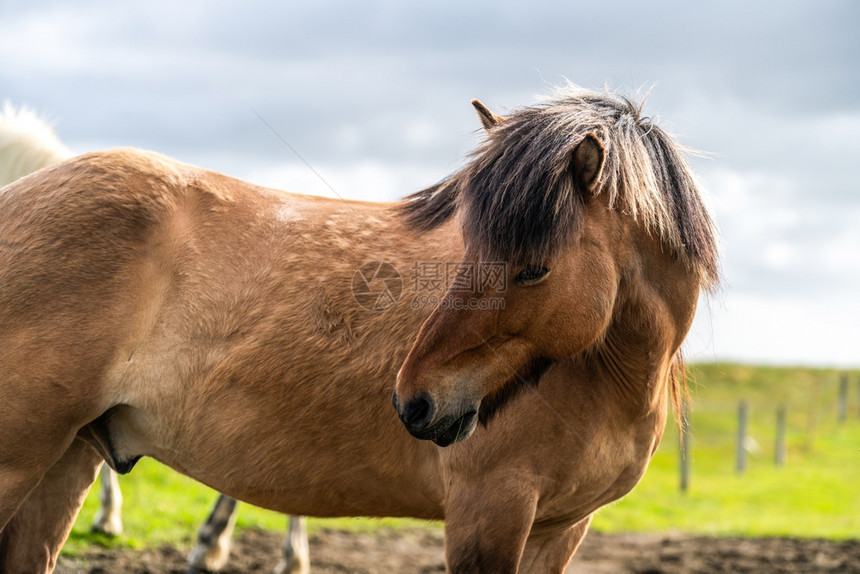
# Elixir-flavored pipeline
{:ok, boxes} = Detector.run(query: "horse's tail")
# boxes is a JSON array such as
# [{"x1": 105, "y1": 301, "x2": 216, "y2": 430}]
[{"x1": 0, "y1": 101, "x2": 71, "y2": 187}]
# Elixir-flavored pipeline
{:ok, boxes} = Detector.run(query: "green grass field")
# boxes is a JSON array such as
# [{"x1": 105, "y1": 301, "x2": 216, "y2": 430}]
[
  {"x1": 63, "y1": 363, "x2": 860, "y2": 556},
  {"x1": 594, "y1": 363, "x2": 860, "y2": 539}
]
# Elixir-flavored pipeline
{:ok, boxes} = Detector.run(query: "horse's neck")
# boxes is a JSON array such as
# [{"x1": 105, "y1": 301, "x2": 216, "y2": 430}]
[
  {"x1": 588, "y1": 279, "x2": 693, "y2": 422},
  {"x1": 580, "y1": 213, "x2": 701, "y2": 418},
  {"x1": 590, "y1": 326, "x2": 673, "y2": 420}
]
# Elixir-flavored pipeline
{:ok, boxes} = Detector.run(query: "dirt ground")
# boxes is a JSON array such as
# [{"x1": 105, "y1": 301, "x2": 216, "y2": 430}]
[{"x1": 56, "y1": 528, "x2": 860, "y2": 573}]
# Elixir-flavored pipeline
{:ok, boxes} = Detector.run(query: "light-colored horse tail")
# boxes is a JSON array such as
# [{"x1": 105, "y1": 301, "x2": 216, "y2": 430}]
[{"x1": 0, "y1": 102, "x2": 71, "y2": 186}]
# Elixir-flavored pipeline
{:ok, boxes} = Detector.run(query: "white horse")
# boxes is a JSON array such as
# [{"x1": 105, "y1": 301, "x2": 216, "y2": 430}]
[{"x1": 0, "y1": 102, "x2": 309, "y2": 574}]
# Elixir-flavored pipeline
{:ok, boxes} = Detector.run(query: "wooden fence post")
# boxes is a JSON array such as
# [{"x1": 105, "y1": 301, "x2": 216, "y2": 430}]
[
  {"x1": 838, "y1": 374, "x2": 848, "y2": 423},
  {"x1": 680, "y1": 398, "x2": 690, "y2": 493},
  {"x1": 806, "y1": 380, "x2": 820, "y2": 453},
  {"x1": 775, "y1": 404, "x2": 786, "y2": 467},
  {"x1": 736, "y1": 401, "x2": 748, "y2": 474}
]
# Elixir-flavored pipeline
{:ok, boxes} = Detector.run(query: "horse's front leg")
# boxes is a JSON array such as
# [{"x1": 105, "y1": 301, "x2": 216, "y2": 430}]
[
  {"x1": 186, "y1": 494, "x2": 239, "y2": 573},
  {"x1": 444, "y1": 479, "x2": 538, "y2": 573},
  {"x1": 519, "y1": 514, "x2": 593, "y2": 573},
  {"x1": 91, "y1": 465, "x2": 123, "y2": 536},
  {"x1": 0, "y1": 438, "x2": 103, "y2": 573},
  {"x1": 274, "y1": 516, "x2": 309, "y2": 574}
]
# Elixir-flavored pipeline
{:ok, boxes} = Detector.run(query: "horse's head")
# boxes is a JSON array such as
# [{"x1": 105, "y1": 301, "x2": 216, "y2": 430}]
[{"x1": 394, "y1": 88, "x2": 718, "y2": 446}]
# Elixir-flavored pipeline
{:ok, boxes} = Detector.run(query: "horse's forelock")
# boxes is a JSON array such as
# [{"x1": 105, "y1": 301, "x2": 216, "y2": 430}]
[
  {"x1": 456, "y1": 109, "x2": 589, "y2": 265},
  {"x1": 400, "y1": 86, "x2": 719, "y2": 288}
]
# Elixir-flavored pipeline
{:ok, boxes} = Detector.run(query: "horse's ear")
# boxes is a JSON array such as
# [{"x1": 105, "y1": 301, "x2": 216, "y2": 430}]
[
  {"x1": 471, "y1": 99, "x2": 503, "y2": 131},
  {"x1": 571, "y1": 132, "x2": 605, "y2": 192}
]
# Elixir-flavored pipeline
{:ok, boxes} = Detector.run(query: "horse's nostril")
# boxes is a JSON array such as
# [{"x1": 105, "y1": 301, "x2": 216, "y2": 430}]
[{"x1": 399, "y1": 393, "x2": 435, "y2": 433}]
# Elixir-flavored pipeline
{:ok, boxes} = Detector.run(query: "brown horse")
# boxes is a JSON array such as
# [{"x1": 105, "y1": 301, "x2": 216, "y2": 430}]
[{"x1": 0, "y1": 87, "x2": 717, "y2": 573}]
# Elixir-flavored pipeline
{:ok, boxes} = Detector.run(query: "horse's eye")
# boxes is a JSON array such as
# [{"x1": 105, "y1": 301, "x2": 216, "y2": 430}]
[{"x1": 514, "y1": 265, "x2": 550, "y2": 286}]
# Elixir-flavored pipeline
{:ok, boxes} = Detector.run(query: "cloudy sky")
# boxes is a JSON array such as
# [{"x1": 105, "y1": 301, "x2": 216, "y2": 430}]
[{"x1": 1, "y1": 0, "x2": 857, "y2": 367}]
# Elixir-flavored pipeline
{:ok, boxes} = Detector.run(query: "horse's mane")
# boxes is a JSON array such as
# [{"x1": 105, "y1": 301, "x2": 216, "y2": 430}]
[{"x1": 400, "y1": 86, "x2": 719, "y2": 290}]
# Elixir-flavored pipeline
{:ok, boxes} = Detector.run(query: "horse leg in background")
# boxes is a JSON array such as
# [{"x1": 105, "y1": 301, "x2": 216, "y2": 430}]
[
  {"x1": 443, "y1": 479, "x2": 538, "y2": 574},
  {"x1": 0, "y1": 439, "x2": 103, "y2": 573},
  {"x1": 274, "y1": 516, "x2": 310, "y2": 574},
  {"x1": 188, "y1": 496, "x2": 311, "y2": 574},
  {"x1": 518, "y1": 514, "x2": 594, "y2": 574},
  {"x1": 91, "y1": 465, "x2": 123, "y2": 536},
  {"x1": 187, "y1": 494, "x2": 239, "y2": 573}
]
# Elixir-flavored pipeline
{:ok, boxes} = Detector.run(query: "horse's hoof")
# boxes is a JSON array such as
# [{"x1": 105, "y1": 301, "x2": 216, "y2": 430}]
[
  {"x1": 273, "y1": 558, "x2": 311, "y2": 574},
  {"x1": 90, "y1": 516, "x2": 123, "y2": 537},
  {"x1": 187, "y1": 543, "x2": 230, "y2": 574}
]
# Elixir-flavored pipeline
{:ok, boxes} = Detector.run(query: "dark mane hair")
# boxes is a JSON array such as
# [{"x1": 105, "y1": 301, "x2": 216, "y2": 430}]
[{"x1": 400, "y1": 86, "x2": 719, "y2": 289}]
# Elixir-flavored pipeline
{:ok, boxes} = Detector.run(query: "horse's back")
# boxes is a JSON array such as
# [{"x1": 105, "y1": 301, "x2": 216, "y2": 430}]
[
  {"x1": 0, "y1": 146, "x2": 278, "y2": 305},
  {"x1": 1, "y1": 147, "x2": 182, "y2": 257}
]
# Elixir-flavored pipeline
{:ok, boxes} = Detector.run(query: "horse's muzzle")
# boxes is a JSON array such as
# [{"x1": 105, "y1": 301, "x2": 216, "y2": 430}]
[
  {"x1": 393, "y1": 391, "x2": 436, "y2": 434},
  {"x1": 392, "y1": 391, "x2": 478, "y2": 446}
]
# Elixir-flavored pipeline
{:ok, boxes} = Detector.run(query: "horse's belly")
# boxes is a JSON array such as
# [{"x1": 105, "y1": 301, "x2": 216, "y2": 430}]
[{"x1": 135, "y1": 397, "x2": 446, "y2": 520}]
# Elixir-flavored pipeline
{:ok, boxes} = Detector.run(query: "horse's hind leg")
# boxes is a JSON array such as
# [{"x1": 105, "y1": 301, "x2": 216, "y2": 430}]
[
  {"x1": 274, "y1": 516, "x2": 309, "y2": 574},
  {"x1": 91, "y1": 465, "x2": 123, "y2": 536},
  {"x1": 519, "y1": 514, "x2": 593, "y2": 573},
  {"x1": 186, "y1": 494, "x2": 239, "y2": 573},
  {"x1": 0, "y1": 439, "x2": 103, "y2": 573}
]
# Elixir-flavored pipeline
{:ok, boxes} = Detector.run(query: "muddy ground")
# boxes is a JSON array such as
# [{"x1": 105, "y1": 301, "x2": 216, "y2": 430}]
[{"x1": 56, "y1": 528, "x2": 860, "y2": 573}]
